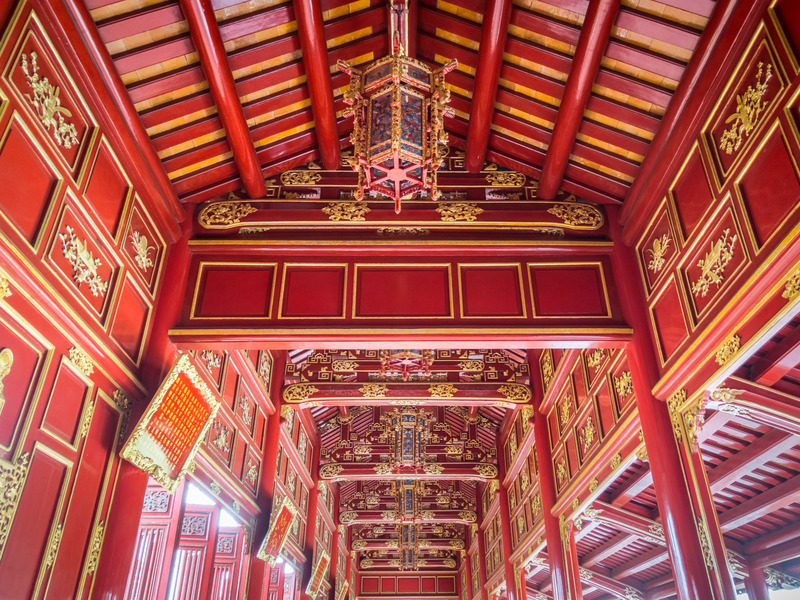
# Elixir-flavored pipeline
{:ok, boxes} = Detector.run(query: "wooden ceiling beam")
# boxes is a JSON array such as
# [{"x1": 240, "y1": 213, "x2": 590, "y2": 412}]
[
  {"x1": 537, "y1": 0, "x2": 620, "y2": 199},
  {"x1": 62, "y1": 0, "x2": 182, "y2": 221},
  {"x1": 179, "y1": 0, "x2": 267, "y2": 198},
  {"x1": 293, "y1": 0, "x2": 341, "y2": 170},
  {"x1": 580, "y1": 532, "x2": 634, "y2": 567},
  {"x1": 719, "y1": 474, "x2": 800, "y2": 532},
  {"x1": 750, "y1": 324, "x2": 800, "y2": 385},
  {"x1": 707, "y1": 430, "x2": 797, "y2": 494},
  {"x1": 463, "y1": 0, "x2": 513, "y2": 172}
]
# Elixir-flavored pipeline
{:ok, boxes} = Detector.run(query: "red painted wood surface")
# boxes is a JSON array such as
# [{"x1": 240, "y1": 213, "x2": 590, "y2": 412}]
[
  {"x1": 179, "y1": 0, "x2": 267, "y2": 199},
  {"x1": 293, "y1": 0, "x2": 341, "y2": 170},
  {"x1": 536, "y1": 0, "x2": 620, "y2": 200},
  {"x1": 464, "y1": 0, "x2": 512, "y2": 173}
]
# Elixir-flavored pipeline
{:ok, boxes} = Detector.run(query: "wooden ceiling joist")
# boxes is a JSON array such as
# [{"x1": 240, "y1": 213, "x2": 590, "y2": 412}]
[
  {"x1": 464, "y1": 0, "x2": 513, "y2": 172},
  {"x1": 179, "y1": 0, "x2": 267, "y2": 199},
  {"x1": 536, "y1": 0, "x2": 620, "y2": 200},
  {"x1": 293, "y1": 0, "x2": 341, "y2": 170}
]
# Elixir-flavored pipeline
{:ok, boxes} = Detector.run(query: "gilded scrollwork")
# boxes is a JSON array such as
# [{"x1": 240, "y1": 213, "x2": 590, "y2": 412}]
[
  {"x1": 436, "y1": 202, "x2": 483, "y2": 222},
  {"x1": 283, "y1": 384, "x2": 320, "y2": 403},
  {"x1": 667, "y1": 389, "x2": 687, "y2": 442},
  {"x1": 198, "y1": 201, "x2": 257, "y2": 228},
  {"x1": 0, "y1": 348, "x2": 13, "y2": 412},
  {"x1": 322, "y1": 201, "x2": 370, "y2": 222},
  {"x1": 586, "y1": 349, "x2": 606, "y2": 369},
  {"x1": 540, "y1": 350, "x2": 554, "y2": 392},
  {"x1": 614, "y1": 371, "x2": 633, "y2": 399},
  {"x1": 281, "y1": 170, "x2": 322, "y2": 186},
  {"x1": 782, "y1": 267, "x2": 800, "y2": 300},
  {"x1": 714, "y1": 334, "x2": 741, "y2": 366},
  {"x1": 547, "y1": 203, "x2": 603, "y2": 229},
  {"x1": 485, "y1": 171, "x2": 525, "y2": 187},
  {"x1": 85, "y1": 520, "x2": 105, "y2": 573},
  {"x1": 497, "y1": 384, "x2": 531, "y2": 403},
  {"x1": 320, "y1": 464, "x2": 345, "y2": 479},
  {"x1": 130, "y1": 231, "x2": 155, "y2": 271},
  {"x1": 429, "y1": 383, "x2": 457, "y2": 398},
  {"x1": 359, "y1": 383, "x2": 387, "y2": 398},
  {"x1": 69, "y1": 347, "x2": 94, "y2": 378},
  {"x1": 0, "y1": 453, "x2": 30, "y2": 560}
]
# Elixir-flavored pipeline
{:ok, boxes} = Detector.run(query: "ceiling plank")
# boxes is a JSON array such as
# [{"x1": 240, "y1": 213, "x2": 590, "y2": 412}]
[
  {"x1": 707, "y1": 430, "x2": 797, "y2": 494},
  {"x1": 294, "y1": 0, "x2": 341, "y2": 169},
  {"x1": 719, "y1": 474, "x2": 800, "y2": 532},
  {"x1": 464, "y1": 0, "x2": 513, "y2": 172},
  {"x1": 179, "y1": 0, "x2": 267, "y2": 198},
  {"x1": 537, "y1": 0, "x2": 620, "y2": 199},
  {"x1": 750, "y1": 323, "x2": 800, "y2": 385}
]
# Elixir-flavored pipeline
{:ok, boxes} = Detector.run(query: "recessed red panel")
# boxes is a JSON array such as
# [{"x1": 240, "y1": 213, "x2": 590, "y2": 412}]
[
  {"x1": 738, "y1": 129, "x2": 800, "y2": 247},
  {"x1": 0, "y1": 121, "x2": 57, "y2": 242},
  {"x1": 381, "y1": 577, "x2": 396, "y2": 593},
  {"x1": 110, "y1": 276, "x2": 150, "y2": 360},
  {"x1": 397, "y1": 577, "x2": 420, "y2": 593},
  {"x1": 650, "y1": 279, "x2": 689, "y2": 362},
  {"x1": 361, "y1": 577, "x2": 380, "y2": 593},
  {"x1": 84, "y1": 143, "x2": 129, "y2": 235},
  {"x1": 438, "y1": 576, "x2": 456, "y2": 593},
  {"x1": 196, "y1": 265, "x2": 274, "y2": 318},
  {"x1": 281, "y1": 266, "x2": 345, "y2": 317},
  {"x1": 0, "y1": 451, "x2": 68, "y2": 599},
  {"x1": 460, "y1": 266, "x2": 524, "y2": 317},
  {"x1": 356, "y1": 266, "x2": 450, "y2": 317},
  {"x1": 421, "y1": 576, "x2": 436, "y2": 593},
  {"x1": 776, "y1": 0, "x2": 800, "y2": 59},
  {"x1": 41, "y1": 361, "x2": 90, "y2": 445},
  {"x1": 530, "y1": 265, "x2": 607, "y2": 317},
  {"x1": 0, "y1": 320, "x2": 44, "y2": 449},
  {"x1": 50, "y1": 400, "x2": 118, "y2": 596},
  {"x1": 671, "y1": 149, "x2": 713, "y2": 239}
]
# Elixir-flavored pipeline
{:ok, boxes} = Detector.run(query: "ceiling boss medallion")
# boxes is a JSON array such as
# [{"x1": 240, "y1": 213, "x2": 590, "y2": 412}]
[{"x1": 338, "y1": 0, "x2": 457, "y2": 213}]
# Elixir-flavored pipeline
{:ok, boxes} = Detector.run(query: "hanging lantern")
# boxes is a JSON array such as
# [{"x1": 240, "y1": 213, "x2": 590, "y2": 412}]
[{"x1": 338, "y1": 4, "x2": 457, "y2": 214}]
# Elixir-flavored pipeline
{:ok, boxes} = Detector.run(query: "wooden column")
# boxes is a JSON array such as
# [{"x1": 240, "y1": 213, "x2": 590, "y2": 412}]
[
  {"x1": 745, "y1": 566, "x2": 770, "y2": 600},
  {"x1": 607, "y1": 205, "x2": 720, "y2": 600},
  {"x1": 300, "y1": 441, "x2": 322, "y2": 600},
  {"x1": 247, "y1": 351, "x2": 289, "y2": 600},
  {"x1": 463, "y1": 544, "x2": 474, "y2": 600},
  {"x1": 537, "y1": 0, "x2": 620, "y2": 199},
  {"x1": 293, "y1": 0, "x2": 340, "y2": 170},
  {"x1": 475, "y1": 508, "x2": 490, "y2": 600},
  {"x1": 91, "y1": 211, "x2": 192, "y2": 599},
  {"x1": 327, "y1": 489, "x2": 340, "y2": 600},
  {"x1": 530, "y1": 355, "x2": 570, "y2": 600},
  {"x1": 496, "y1": 433, "x2": 519, "y2": 600},
  {"x1": 566, "y1": 526, "x2": 583, "y2": 600}
]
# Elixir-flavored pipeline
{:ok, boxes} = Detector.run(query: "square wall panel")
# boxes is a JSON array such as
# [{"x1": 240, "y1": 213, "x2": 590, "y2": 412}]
[
  {"x1": 458, "y1": 264, "x2": 526, "y2": 318},
  {"x1": 280, "y1": 264, "x2": 346, "y2": 318},
  {"x1": 193, "y1": 263, "x2": 276, "y2": 319}
]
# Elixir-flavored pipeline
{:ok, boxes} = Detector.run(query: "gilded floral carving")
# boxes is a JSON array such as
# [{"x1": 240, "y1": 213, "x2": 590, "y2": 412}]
[
  {"x1": 714, "y1": 334, "x2": 741, "y2": 365},
  {"x1": 20, "y1": 53, "x2": 79, "y2": 148},
  {"x1": 691, "y1": 228, "x2": 737, "y2": 297},
  {"x1": 130, "y1": 231, "x2": 155, "y2": 271},
  {"x1": 547, "y1": 203, "x2": 603, "y2": 228},
  {"x1": 646, "y1": 234, "x2": 671, "y2": 274},
  {"x1": 322, "y1": 201, "x2": 370, "y2": 222},
  {"x1": 720, "y1": 62, "x2": 772, "y2": 155},
  {"x1": 59, "y1": 226, "x2": 109, "y2": 297}
]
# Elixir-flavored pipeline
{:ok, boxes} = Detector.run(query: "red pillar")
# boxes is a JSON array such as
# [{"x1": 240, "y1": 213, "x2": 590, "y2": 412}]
[
  {"x1": 745, "y1": 566, "x2": 769, "y2": 600},
  {"x1": 530, "y1": 354, "x2": 570, "y2": 600},
  {"x1": 462, "y1": 544, "x2": 474, "y2": 600},
  {"x1": 496, "y1": 434, "x2": 519, "y2": 600},
  {"x1": 607, "y1": 205, "x2": 718, "y2": 600},
  {"x1": 475, "y1": 511, "x2": 490, "y2": 600},
  {"x1": 91, "y1": 210, "x2": 191, "y2": 600},
  {"x1": 566, "y1": 526, "x2": 583, "y2": 600},
  {"x1": 300, "y1": 441, "x2": 322, "y2": 600},
  {"x1": 248, "y1": 351, "x2": 289, "y2": 600}
]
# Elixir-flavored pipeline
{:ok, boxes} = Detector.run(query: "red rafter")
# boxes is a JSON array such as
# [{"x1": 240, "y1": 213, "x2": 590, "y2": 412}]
[
  {"x1": 179, "y1": 0, "x2": 266, "y2": 199},
  {"x1": 293, "y1": 0, "x2": 341, "y2": 170},
  {"x1": 537, "y1": 0, "x2": 620, "y2": 199},
  {"x1": 750, "y1": 323, "x2": 800, "y2": 385},
  {"x1": 464, "y1": 0, "x2": 513, "y2": 173}
]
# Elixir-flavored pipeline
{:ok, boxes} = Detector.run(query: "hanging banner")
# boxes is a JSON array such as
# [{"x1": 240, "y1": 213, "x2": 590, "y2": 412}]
[
  {"x1": 257, "y1": 496, "x2": 299, "y2": 566},
  {"x1": 305, "y1": 549, "x2": 330, "y2": 598},
  {"x1": 121, "y1": 354, "x2": 219, "y2": 493},
  {"x1": 336, "y1": 580, "x2": 350, "y2": 600}
]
